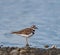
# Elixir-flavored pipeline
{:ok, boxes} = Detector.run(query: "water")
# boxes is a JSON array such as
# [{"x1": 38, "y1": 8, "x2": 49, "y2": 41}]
[{"x1": 0, "y1": 0, "x2": 60, "y2": 48}]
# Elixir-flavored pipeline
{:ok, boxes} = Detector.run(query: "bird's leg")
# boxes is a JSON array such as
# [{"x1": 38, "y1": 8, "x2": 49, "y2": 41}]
[{"x1": 26, "y1": 37, "x2": 29, "y2": 47}]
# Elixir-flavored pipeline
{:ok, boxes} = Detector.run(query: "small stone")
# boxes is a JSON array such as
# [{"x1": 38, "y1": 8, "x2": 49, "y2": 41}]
[
  {"x1": 10, "y1": 49, "x2": 19, "y2": 55},
  {"x1": 3, "y1": 52, "x2": 8, "y2": 55},
  {"x1": 20, "y1": 50, "x2": 26, "y2": 53},
  {"x1": 0, "y1": 51, "x2": 3, "y2": 55}
]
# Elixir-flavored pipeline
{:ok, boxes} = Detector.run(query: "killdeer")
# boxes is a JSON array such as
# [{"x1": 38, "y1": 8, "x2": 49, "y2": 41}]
[{"x1": 11, "y1": 25, "x2": 38, "y2": 46}]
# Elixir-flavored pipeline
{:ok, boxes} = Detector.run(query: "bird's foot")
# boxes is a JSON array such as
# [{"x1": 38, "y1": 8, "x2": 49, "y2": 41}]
[
  {"x1": 26, "y1": 44, "x2": 29, "y2": 47},
  {"x1": 23, "y1": 44, "x2": 31, "y2": 50},
  {"x1": 25, "y1": 44, "x2": 30, "y2": 50}
]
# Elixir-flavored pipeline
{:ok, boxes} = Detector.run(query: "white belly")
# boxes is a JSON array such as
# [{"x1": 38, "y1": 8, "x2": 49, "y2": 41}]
[{"x1": 18, "y1": 33, "x2": 33, "y2": 38}]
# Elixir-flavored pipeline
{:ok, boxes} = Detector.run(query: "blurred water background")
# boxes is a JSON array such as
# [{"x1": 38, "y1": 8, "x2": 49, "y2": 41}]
[{"x1": 0, "y1": 0, "x2": 60, "y2": 48}]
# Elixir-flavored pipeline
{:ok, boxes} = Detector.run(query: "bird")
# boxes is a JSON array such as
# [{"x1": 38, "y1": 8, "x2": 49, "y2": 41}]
[{"x1": 11, "y1": 25, "x2": 38, "y2": 47}]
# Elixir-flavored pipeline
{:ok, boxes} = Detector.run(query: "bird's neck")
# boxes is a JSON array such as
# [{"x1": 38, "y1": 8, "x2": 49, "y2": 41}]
[{"x1": 31, "y1": 28, "x2": 35, "y2": 30}]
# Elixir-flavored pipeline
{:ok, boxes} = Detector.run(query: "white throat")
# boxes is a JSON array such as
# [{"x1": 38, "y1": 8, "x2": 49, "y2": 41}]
[{"x1": 31, "y1": 28, "x2": 35, "y2": 30}]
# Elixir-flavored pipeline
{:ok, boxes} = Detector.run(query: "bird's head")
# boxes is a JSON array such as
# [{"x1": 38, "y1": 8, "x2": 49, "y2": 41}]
[{"x1": 31, "y1": 25, "x2": 38, "y2": 29}]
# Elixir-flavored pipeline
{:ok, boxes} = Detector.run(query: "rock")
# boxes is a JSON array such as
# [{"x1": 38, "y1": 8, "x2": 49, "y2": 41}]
[
  {"x1": 0, "y1": 51, "x2": 3, "y2": 55},
  {"x1": 10, "y1": 48, "x2": 20, "y2": 55},
  {"x1": 20, "y1": 47, "x2": 41, "y2": 55},
  {"x1": 20, "y1": 49, "x2": 30, "y2": 55},
  {"x1": 3, "y1": 52, "x2": 8, "y2": 55}
]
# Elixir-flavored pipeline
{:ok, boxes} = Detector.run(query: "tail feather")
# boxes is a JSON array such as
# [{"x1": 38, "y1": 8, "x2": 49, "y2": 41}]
[{"x1": 11, "y1": 32, "x2": 17, "y2": 34}]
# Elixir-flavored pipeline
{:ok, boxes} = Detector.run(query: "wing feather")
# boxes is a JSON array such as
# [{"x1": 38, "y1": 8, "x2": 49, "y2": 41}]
[{"x1": 11, "y1": 28, "x2": 34, "y2": 35}]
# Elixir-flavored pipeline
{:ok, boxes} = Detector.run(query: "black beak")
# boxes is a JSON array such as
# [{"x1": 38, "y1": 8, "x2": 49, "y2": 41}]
[{"x1": 35, "y1": 27, "x2": 38, "y2": 29}]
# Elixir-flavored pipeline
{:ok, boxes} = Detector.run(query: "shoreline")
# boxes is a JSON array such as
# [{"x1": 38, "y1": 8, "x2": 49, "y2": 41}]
[{"x1": 0, "y1": 46, "x2": 60, "y2": 55}]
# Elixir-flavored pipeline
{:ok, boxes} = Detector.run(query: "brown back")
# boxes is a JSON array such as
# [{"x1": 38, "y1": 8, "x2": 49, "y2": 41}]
[{"x1": 12, "y1": 28, "x2": 35, "y2": 35}]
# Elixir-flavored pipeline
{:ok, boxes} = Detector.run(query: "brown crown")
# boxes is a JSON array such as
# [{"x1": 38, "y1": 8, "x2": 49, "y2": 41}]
[{"x1": 31, "y1": 25, "x2": 38, "y2": 29}]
